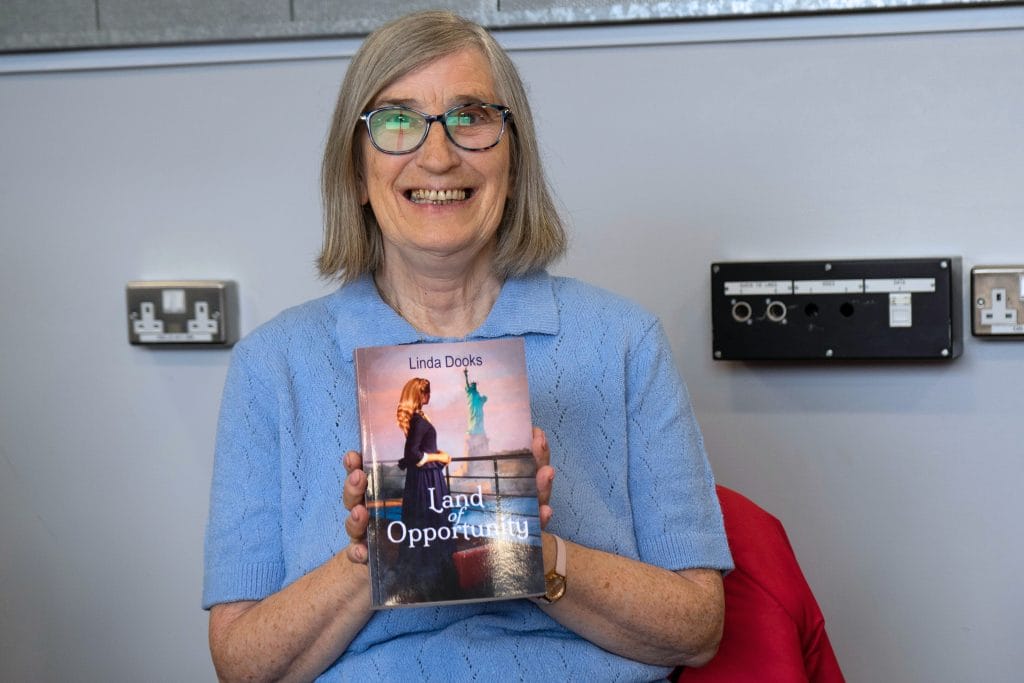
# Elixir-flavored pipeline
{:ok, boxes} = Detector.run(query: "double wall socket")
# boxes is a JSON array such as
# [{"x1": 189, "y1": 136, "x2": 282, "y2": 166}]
[
  {"x1": 127, "y1": 280, "x2": 238, "y2": 346},
  {"x1": 972, "y1": 266, "x2": 1024, "y2": 338}
]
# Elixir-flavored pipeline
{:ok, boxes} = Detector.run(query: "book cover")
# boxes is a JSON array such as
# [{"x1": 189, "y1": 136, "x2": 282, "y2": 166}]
[{"x1": 354, "y1": 337, "x2": 545, "y2": 608}]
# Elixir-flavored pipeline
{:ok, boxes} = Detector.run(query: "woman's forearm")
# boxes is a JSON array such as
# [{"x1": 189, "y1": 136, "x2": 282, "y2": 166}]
[
  {"x1": 524, "y1": 431, "x2": 718, "y2": 666},
  {"x1": 209, "y1": 551, "x2": 373, "y2": 683},
  {"x1": 537, "y1": 535, "x2": 724, "y2": 668}
]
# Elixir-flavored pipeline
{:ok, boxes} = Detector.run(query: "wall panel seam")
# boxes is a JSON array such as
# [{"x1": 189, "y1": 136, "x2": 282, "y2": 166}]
[{"x1": 1, "y1": 7, "x2": 1021, "y2": 76}]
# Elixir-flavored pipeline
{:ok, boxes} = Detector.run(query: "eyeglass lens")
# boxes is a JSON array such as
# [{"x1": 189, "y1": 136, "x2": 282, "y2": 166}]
[{"x1": 366, "y1": 104, "x2": 506, "y2": 153}]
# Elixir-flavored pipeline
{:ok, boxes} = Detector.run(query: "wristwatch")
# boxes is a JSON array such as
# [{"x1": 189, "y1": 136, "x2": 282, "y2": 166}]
[{"x1": 538, "y1": 534, "x2": 567, "y2": 604}]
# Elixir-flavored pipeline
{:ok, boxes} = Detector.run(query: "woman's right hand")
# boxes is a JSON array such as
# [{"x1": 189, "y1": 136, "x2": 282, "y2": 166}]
[
  {"x1": 343, "y1": 450, "x2": 369, "y2": 564},
  {"x1": 418, "y1": 451, "x2": 451, "y2": 466}
]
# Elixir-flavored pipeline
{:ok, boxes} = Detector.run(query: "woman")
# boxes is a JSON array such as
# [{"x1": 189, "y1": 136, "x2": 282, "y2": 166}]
[
  {"x1": 394, "y1": 377, "x2": 456, "y2": 599},
  {"x1": 204, "y1": 10, "x2": 732, "y2": 682}
]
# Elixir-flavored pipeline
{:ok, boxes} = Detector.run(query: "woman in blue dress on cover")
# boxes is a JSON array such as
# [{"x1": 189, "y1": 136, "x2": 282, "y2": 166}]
[{"x1": 394, "y1": 378, "x2": 456, "y2": 598}]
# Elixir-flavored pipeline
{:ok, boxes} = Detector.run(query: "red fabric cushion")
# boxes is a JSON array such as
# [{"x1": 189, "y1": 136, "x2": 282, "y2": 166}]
[{"x1": 676, "y1": 486, "x2": 844, "y2": 682}]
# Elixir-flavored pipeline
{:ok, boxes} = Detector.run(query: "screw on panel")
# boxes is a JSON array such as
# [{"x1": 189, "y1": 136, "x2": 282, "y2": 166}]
[
  {"x1": 824, "y1": 263, "x2": 833, "y2": 272},
  {"x1": 940, "y1": 261, "x2": 948, "y2": 269},
  {"x1": 941, "y1": 349, "x2": 950, "y2": 357},
  {"x1": 712, "y1": 265, "x2": 720, "y2": 274},
  {"x1": 714, "y1": 350, "x2": 722, "y2": 359},
  {"x1": 825, "y1": 349, "x2": 834, "y2": 358}
]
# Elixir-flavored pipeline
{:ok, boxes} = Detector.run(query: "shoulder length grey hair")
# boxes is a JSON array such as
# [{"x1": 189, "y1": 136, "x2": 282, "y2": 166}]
[{"x1": 319, "y1": 10, "x2": 566, "y2": 282}]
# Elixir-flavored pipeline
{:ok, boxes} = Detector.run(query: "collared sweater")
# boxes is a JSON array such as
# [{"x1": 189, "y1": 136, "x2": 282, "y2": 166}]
[{"x1": 204, "y1": 271, "x2": 733, "y2": 681}]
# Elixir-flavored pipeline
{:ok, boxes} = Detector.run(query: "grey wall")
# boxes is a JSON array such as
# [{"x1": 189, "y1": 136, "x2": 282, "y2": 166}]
[
  {"x1": 2, "y1": 8, "x2": 1022, "y2": 681},
  {"x1": 1, "y1": 0, "x2": 1012, "y2": 51}
]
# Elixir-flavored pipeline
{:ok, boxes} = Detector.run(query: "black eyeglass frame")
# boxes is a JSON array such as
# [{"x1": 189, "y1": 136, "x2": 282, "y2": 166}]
[{"x1": 359, "y1": 103, "x2": 512, "y2": 155}]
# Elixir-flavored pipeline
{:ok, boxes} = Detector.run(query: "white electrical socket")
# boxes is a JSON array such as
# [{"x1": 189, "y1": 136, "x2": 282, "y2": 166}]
[
  {"x1": 187, "y1": 301, "x2": 219, "y2": 335},
  {"x1": 132, "y1": 301, "x2": 165, "y2": 334},
  {"x1": 972, "y1": 266, "x2": 1024, "y2": 337},
  {"x1": 980, "y1": 289, "x2": 1017, "y2": 325}
]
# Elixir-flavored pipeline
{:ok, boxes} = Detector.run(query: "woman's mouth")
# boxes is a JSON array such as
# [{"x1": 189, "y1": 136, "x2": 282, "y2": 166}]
[{"x1": 406, "y1": 188, "x2": 471, "y2": 205}]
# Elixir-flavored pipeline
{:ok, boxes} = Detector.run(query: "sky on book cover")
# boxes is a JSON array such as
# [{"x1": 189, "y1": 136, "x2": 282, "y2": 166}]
[{"x1": 358, "y1": 338, "x2": 532, "y2": 465}]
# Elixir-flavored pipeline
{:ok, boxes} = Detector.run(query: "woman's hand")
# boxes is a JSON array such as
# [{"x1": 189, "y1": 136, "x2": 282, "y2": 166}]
[
  {"x1": 343, "y1": 450, "x2": 369, "y2": 564},
  {"x1": 417, "y1": 451, "x2": 451, "y2": 466},
  {"x1": 532, "y1": 427, "x2": 554, "y2": 530}
]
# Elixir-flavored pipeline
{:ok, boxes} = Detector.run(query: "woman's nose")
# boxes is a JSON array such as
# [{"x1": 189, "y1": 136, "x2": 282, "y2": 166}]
[{"x1": 416, "y1": 121, "x2": 460, "y2": 172}]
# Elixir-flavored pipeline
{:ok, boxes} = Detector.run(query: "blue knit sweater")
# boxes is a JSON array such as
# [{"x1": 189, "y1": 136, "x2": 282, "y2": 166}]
[{"x1": 204, "y1": 271, "x2": 733, "y2": 681}]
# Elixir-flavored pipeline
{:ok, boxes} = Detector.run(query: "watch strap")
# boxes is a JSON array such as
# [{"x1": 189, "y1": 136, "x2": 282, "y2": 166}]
[
  {"x1": 536, "y1": 534, "x2": 567, "y2": 604},
  {"x1": 553, "y1": 534, "x2": 566, "y2": 577}
]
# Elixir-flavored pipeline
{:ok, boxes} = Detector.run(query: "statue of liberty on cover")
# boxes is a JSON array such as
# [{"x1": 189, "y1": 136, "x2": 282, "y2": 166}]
[{"x1": 463, "y1": 368, "x2": 490, "y2": 460}]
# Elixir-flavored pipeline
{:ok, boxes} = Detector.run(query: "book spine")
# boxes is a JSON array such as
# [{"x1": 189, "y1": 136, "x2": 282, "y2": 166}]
[{"x1": 352, "y1": 350, "x2": 382, "y2": 607}]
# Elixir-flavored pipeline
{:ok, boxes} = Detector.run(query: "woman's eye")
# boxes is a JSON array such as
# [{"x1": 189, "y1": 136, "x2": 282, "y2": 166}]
[
  {"x1": 447, "y1": 113, "x2": 474, "y2": 127},
  {"x1": 383, "y1": 113, "x2": 413, "y2": 130},
  {"x1": 450, "y1": 106, "x2": 490, "y2": 127}
]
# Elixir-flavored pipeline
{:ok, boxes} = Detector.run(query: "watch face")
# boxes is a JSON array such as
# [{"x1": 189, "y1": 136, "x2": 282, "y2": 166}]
[{"x1": 545, "y1": 573, "x2": 566, "y2": 602}]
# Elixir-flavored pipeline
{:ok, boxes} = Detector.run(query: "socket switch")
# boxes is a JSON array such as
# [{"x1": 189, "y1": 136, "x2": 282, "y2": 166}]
[
  {"x1": 972, "y1": 266, "x2": 1024, "y2": 338},
  {"x1": 127, "y1": 280, "x2": 238, "y2": 346}
]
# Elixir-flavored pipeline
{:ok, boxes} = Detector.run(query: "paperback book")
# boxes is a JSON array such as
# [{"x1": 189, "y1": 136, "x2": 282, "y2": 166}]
[{"x1": 354, "y1": 337, "x2": 545, "y2": 608}]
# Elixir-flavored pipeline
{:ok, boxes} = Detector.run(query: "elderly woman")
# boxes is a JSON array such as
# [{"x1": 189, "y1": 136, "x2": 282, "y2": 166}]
[{"x1": 203, "y1": 10, "x2": 732, "y2": 682}]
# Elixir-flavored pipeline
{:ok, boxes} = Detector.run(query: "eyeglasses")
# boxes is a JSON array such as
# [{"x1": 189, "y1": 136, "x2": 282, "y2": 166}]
[{"x1": 359, "y1": 103, "x2": 511, "y2": 155}]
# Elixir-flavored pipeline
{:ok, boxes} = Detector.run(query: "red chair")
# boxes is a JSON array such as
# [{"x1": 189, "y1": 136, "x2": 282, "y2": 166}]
[{"x1": 676, "y1": 486, "x2": 844, "y2": 682}]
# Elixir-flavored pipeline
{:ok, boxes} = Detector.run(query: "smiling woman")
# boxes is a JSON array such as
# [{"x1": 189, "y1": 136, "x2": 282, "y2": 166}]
[
  {"x1": 356, "y1": 48, "x2": 513, "y2": 324},
  {"x1": 203, "y1": 10, "x2": 733, "y2": 682},
  {"x1": 318, "y1": 12, "x2": 566, "y2": 296}
]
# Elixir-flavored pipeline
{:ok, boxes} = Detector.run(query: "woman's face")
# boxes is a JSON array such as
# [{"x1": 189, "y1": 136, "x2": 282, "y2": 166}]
[{"x1": 359, "y1": 49, "x2": 511, "y2": 269}]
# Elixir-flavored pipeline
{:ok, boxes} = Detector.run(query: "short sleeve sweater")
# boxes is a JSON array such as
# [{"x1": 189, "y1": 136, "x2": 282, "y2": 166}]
[{"x1": 203, "y1": 271, "x2": 733, "y2": 681}]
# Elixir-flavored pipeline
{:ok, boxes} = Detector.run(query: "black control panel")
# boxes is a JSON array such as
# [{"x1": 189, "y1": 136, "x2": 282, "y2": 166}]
[{"x1": 711, "y1": 258, "x2": 962, "y2": 360}]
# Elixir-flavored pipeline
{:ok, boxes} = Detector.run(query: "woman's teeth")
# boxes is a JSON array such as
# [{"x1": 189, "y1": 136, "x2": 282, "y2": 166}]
[{"x1": 408, "y1": 189, "x2": 467, "y2": 204}]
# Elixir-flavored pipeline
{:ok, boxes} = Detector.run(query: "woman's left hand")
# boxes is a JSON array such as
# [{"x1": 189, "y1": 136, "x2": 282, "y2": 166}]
[{"x1": 532, "y1": 427, "x2": 554, "y2": 530}]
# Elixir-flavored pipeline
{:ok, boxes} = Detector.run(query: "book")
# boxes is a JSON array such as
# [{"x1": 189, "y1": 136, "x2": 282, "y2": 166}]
[{"x1": 354, "y1": 337, "x2": 545, "y2": 608}]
